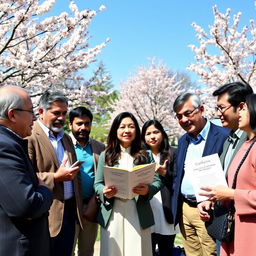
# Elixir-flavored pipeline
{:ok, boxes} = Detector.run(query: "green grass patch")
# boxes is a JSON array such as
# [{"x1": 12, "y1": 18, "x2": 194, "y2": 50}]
[
  {"x1": 174, "y1": 233, "x2": 183, "y2": 246},
  {"x1": 96, "y1": 225, "x2": 100, "y2": 241}
]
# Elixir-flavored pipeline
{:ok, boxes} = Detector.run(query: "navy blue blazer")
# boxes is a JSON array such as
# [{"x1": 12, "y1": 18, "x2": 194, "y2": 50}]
[
  {"x1": 171, "y1": 122, "x2": 230, "y2": 225},
  {"x1": 0, "y1": 126, "x2": 53, "y2": 256}
]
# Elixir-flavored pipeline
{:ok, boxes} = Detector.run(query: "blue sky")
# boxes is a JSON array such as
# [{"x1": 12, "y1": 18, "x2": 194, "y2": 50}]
[{"x1": 52, "y1": 0, "x2": 256, "y2": 89}]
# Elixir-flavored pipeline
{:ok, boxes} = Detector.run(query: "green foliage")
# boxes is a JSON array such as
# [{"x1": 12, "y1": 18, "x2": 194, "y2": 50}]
[
  {"x1": 65, "y1": 63, "x2": 118, "y2": 144},
  {"x1": 88, "y1": 62, "x2": 118, "y2": 143}
]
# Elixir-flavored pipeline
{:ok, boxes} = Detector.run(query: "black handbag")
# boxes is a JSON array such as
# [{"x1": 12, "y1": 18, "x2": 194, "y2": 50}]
[
  {"x1": 206, "y1": 138, "x2": 256, "y2": 242},
  {"x1": 205, "y1": 201, "x2": 235, "y2": 242}
]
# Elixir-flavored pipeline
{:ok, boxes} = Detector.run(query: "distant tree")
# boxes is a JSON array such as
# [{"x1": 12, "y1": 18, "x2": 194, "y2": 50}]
[
  {"x1": 112, "y1": 59, "x2": 196, "y2": 136},
  {"x1": 188, "y1": 5, "x2": 256, "y2": 115},
  {"x1": 87, "y1": 62, "x2": 118, "y2": 143},
  {"x1": 0, "y1": 0, "x2": 108, "y2": 105}
]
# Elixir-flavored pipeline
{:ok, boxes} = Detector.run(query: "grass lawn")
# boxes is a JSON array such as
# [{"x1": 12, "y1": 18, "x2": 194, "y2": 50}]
[
  {"x1": 96, "y1": 227, "x2": 100, "y2": 241},
  {"x1": 174, "y1": 233, "x2": 183, "y2": 246}
]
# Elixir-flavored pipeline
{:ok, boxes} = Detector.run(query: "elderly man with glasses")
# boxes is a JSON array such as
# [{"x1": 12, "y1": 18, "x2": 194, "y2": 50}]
[
  {"x1": 0, "y1": 86, "x2": 53, "y2": 256},
  {"x1": 171, "y1": 92, "x2": 230, "y2": 256}
]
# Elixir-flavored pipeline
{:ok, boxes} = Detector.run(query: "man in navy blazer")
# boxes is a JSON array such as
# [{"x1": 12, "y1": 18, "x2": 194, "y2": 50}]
[
  {"x1": 0, "y1": 86, "x2": 53, "y2": 256},
  {"x1": 171, "y1": 92, "x2": 229, "y2": 256}
]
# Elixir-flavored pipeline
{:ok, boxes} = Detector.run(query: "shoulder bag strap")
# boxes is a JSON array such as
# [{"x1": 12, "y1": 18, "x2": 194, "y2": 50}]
[{"x1": 231, "y1": 137, "x2": 256, "y2": 189}]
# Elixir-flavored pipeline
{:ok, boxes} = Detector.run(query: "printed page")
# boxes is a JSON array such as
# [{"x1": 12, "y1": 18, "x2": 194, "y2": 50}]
[
  {"x1": 130, "y1": 163, "x2": 156, "y2": 195},
  {"x1": 103, "y1": 162, "x2": 156, "y2": 200},
  {"x1": 186, "y1": 153, "x2": 228, "y2": 202},
  {"x1": 103, "y1": 166, "x2": 130, "y2": 199}
]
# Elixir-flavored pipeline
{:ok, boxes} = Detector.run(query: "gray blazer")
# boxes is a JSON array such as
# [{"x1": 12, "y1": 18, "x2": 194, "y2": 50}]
[
  {"x1": 220, "y1": 131, "x2": 247, "y2": 175},
  {"x1": 94, "y1": 151, "x2": 162, "y2": 229}
]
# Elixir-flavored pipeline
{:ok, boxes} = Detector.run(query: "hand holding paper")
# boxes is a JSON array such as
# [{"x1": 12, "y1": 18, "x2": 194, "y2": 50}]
[
  {"x1": 103, "y1": 163, "x2": 156, "y2": 199},
  {"x1": 199, "y1": 185, "x2": 235, "y2": 201},
  {"x1": 133, "y1": 184, "x2": 149, "y2": 195},
  {"x1": 186, "y1": 153, "x2": 228, "y2": 202},
  {"x1": 103, "y1": 185, "x2": 117, "y2": 199}
]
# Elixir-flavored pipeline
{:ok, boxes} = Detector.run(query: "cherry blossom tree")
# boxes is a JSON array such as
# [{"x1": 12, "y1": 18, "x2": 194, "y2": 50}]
[
  {"x1": 0, "y1": 0, "x2": 109, "y2": 106},
  {"x1": 112, "y1": 59, "x2": 195, "y2": 137},
  {"x1": 188, "y1": 5, "x2": 256, "y2": 116}
]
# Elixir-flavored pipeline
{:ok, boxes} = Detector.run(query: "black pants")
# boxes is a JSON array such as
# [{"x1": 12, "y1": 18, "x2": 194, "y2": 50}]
[
  {"x1": 51, "y1": 198, "x2": 77, "y2": 256},
  {"x1": 152, "y1": 233, "x2": 176, "y2": 256}
]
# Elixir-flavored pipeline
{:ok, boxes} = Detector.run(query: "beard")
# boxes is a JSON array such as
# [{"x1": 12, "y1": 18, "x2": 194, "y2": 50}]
[
  {"x1": 73, "y1": 130, "x2": 90, "y2": 144},
  {"x1": 50, "y1": 120, "x2": 65, "y2": 133}
]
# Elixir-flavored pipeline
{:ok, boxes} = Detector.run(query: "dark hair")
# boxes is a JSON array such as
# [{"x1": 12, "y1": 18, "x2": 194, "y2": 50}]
[
  {"x1": 141, "y1": 120, "x2": 173, "y2": 164},
  {"x1": 69, "y1": 106, "x2": 93, "y2": 124},
  {"x1": 213, "y1": 82, "x2": 253, "y2": 110},
  {"x1": 245, "y1": 94, "x2": 256, "y2": 133},
  {"x1": 105, "y1": 112, "x2": 147, "y2": 166}
]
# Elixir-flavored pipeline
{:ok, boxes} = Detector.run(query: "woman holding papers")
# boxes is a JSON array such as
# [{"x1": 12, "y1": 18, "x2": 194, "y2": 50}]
[
  {"x1": 142, "y1": 120, "x2": 179, "y2": 256},
  {"x1": 94, "y1": 112, "x2": 162, "y2": 256},
  {"x1": 200, "y1": 93, "x2": 256, "y2": 256}
]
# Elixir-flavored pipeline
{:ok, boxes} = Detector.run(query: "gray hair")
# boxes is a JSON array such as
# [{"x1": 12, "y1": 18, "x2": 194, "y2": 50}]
[
  {"x1": 39, "y1": 91, "x2": 68, "y2": 110},
  {"x1": 0, "y1": 86, "x2": 26, "y2": 120},
  {"x1": 173, "y1": 92, "x2": 201, "y2": 113}
]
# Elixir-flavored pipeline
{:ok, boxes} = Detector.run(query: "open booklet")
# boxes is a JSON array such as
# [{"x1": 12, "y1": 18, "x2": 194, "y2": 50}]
[
  {"x1": 103, "y1": 162, "x2": 156, "y2": 200},
  {"x1": 186, "y1": 153, "x2": 228, "y2": 202}
]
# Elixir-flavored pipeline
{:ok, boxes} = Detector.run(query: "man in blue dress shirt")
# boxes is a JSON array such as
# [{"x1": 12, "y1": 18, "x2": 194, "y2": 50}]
[{"x1": 171, "y1": 92, "x2": 229, "y2": 256}]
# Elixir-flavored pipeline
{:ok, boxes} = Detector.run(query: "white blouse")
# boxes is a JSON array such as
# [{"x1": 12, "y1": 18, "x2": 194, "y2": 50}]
[
  {"x1": 118, "y1": 146, "x2": 134, "y2": 169},
  {"x1": 150, "y1": 153, "x2": 179, "y2": 235}
]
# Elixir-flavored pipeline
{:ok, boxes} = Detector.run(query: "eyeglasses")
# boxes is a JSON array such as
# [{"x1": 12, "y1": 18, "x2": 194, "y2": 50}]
[
  {"x1": 175, "y1": 107, "x2": 199, "y2": 120},
  {"x1": 214, "y1": 105, "x2": 232, "y2": 114},
  {"x1": 14, "y1": 108, "x2": 35, "y2": 116}
]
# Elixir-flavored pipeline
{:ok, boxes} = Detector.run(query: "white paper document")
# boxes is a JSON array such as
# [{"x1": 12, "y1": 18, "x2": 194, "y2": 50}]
[
  {"x1": 103, "y1": 162, "x2": 156, "y2": 199},
  {"x1": 186, "y1": 153, "x2": 228, "y2": 202}
]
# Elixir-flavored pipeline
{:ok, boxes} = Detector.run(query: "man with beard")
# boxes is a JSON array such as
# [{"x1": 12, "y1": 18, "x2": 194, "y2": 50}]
[
  {"x1": 69, "y1": 107, "x2": 105, "y2": 256},
  {"x1": 27, "y1": 91, "x2": 83, "y2": 256}
]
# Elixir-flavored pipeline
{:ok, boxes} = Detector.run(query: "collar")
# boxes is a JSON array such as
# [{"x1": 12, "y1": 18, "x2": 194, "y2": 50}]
[
  {"x1": 188, "y1": 118, "x2": 210, "y2": 144},
  {"x1": 38, "y1": 120, "x2": 64, "y2": 140},
  {"x1": 0, "y1": 125, "x2": 23, "y2": 140},
  {"x1": 0, "y1": 125, "x2": 28, "y2": 149},
  {"x1": 228, "y1": 129, "x2": 244, "y2": 148},
  {"x1": 230, "y1": 129, "x2": 243, "y2": 140},
  {"x1": 120, "y1": 145, "x2": 131, "y2": 153}
]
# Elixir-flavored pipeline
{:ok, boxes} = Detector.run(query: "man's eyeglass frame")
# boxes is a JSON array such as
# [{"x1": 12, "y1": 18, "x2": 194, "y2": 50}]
[
  {"x1": 175, "y1": 107, "x2": 199, "y2": 120},
  {"x1": 214, "y1": 105, "x2": 232, "y2": 114},
  {"x1": 14, "y1": 108, "x2": 35, "y2": 116}
]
